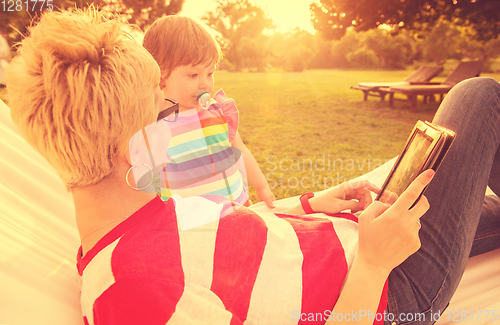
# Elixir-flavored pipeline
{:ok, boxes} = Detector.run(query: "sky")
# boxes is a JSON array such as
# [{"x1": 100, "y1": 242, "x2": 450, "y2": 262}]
[{"x1": 179, "y1": 0, "x2": 317, "y2": 34}]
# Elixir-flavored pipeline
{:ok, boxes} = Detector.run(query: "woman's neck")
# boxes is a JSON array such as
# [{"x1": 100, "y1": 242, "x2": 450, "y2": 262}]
[{"x1": 72, "y1": 159, "x2": 156, "y2": 255}]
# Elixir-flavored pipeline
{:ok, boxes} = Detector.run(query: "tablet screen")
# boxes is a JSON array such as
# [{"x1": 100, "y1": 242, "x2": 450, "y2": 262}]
[{"x1": 377, "y1": 129, "x2": 434, "y2": 204}]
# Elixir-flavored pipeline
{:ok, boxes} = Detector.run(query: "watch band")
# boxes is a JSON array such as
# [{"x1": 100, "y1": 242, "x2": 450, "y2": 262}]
[{"x1": 300, "y1": 192, "x2": 315, "y2": 214}]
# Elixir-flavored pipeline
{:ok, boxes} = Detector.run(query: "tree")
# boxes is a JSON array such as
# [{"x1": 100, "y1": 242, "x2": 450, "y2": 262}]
[
  {"x1": 364, "y1": 29, "x2": 416, "y2": 68},
  {"x1": 330, "y1": 30, "x2": 362, "y2": 68},
  {"x1": 459, "y1": 24, "x2": 500, "y2": 60},
  {"x1": 268, "y1": 29, "x2": 317, "y2": 72},
  {"x1": 238, "y1": 34, "x2": 270, "y2": 71},
  {"x1": 281, "y1": 30, "x2": 316, "y2": 72},
  {"x1": 326, "y1": 28, "x2": 416, "y2": 69},
  {"x1": 84, "y1": 0, "x2": 184, "y2": 29},
  {"x1": 310, "y1": 0, "x2": 500, "y2": 42},
  {"x1": 202, "y1": 0, "x2": 274, "y2": 71},
  {"x1": 346, "y1": 48, "x2": 379, "y2": 69},
  {"x1": 0, "y1": 0, "x2": 184, "y2": 47},
  {"x1": 308, "y1": 34, "x2": 336, "y2": 69},
  {"x1": 420, "y1": 19, "x2": 462, "y2": 65}
]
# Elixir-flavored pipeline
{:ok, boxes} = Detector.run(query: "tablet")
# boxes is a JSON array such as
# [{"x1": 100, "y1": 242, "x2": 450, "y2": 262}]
[{"x1": 376, "y1": 121, "x2": 455, "y2": 206}]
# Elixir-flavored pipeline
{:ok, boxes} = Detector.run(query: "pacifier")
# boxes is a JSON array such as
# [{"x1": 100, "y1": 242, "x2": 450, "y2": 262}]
[{"x1": 195, "y1": 90, "x2": 211, "y2": 108}]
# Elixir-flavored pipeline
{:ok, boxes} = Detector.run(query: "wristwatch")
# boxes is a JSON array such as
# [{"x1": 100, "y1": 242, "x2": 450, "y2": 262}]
[{"x1": 300, "y1": 192, "x2": 315, "y2": 214}]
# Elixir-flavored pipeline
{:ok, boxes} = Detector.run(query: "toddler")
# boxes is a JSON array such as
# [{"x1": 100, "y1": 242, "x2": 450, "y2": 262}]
[{"x1": 143, "y1": 15, "x2": 276, "y2": 208}]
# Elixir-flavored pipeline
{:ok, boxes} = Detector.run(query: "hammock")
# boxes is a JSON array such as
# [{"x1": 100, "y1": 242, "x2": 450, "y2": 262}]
[{"x1": 0, "y1": 99, "x2": 498, "y2": 325}]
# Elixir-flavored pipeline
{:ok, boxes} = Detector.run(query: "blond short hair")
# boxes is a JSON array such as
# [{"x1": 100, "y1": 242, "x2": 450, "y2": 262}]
[
  {"x1": 7, "y1": 9, "x2": 161, "y2": 190},
  {"x1": 143, "y1": 16, "x2": 222, "y2": 78}
]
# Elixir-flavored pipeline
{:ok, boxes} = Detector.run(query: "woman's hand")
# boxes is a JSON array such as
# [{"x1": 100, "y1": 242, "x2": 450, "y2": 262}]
[
  {"x1": 356, "y1": 169, "x2": 434, "y2": 276},
  {"x1": 309, "y1": 180, "x2": 381, "y2": 215}
]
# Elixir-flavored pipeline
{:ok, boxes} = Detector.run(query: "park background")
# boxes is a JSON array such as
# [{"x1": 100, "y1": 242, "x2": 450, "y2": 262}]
[{"x1": 1, "y1": 0, "x2": 499, "y2": 201}]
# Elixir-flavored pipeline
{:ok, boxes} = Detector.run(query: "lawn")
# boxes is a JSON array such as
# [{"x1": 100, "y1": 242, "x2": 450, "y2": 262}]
[
  {"x1": 215, "y1": 68, "x2": 500, "y2": 202},
  {"x1": 2, "y1": 67, "x2": 499, "y2": 202}
]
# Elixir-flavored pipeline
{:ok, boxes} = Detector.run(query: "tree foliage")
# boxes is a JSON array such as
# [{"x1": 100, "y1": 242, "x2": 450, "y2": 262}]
[
  {"x1": 330, "y1": 30, "x2": 361, "y2": 68},
  {"x1": 202, "y1": 0, "x2": 273, "y2": 71},
  {"x1": 327, "y1": 28, "x2": 417, "y2": 69},
  {"x1": 420, "y1": 19, "x2": 462, "y2": 64},
  {"x1": 0, "y1": 0, "x2": 184, "y2": 47},
  {"x1": 268, "y1": 29, "x2": 316, "y2": 72},
  {"x1": 364, "y1": 29, "x2": 416, "y2": 68},
  {"x1": 85, "y1": 0, "x2": 184, "y2": 28},
  {"x1": 310, "y1": 0, "x2": 500, "y2": 42}
]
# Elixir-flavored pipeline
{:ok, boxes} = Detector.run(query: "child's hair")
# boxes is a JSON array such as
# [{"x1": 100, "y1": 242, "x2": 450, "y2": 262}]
[
  {"x1": 143, "y1": 16, "x2": 223, "y2": 79},
  {"x1": 7, "y1": 8, "x2": 161, "y2": 190}
]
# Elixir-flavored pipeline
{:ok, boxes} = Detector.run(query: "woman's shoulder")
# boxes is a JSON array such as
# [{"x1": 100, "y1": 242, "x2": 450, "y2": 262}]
[{"x1": 77, "y1": 197, "x2": 177, "y2": 274}]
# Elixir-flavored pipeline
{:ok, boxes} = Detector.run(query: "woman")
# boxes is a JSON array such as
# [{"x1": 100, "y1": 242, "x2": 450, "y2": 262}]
[{"x1": 7, "y1": 9, "x2": 500, "y2": 325}]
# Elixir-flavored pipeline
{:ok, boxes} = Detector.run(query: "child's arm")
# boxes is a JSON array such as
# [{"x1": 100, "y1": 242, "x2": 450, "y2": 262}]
[{"x1": 232, "y1": 132, "x2": 276, "y2": 208}]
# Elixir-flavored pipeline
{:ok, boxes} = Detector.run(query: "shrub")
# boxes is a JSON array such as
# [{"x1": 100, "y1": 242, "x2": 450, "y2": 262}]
[{"x1": 346, "y1": 48, "x2": 379, "y2": 69}]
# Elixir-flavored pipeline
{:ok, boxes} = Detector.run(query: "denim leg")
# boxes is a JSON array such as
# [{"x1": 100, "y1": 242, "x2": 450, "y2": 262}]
[
  {"x1": 385, "y1": 77, "x2": 500, "y2": 325},
  {"x1": 470, "y1": 194, "x2": 500, "y2": 257},
  {"x1": 470, "y1": 136, "x2": 500, "y2": 256}
]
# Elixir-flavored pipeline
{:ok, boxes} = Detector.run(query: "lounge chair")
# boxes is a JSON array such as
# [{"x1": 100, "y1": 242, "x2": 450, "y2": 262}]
[
  {"x1": 351, "y1": 65, "x2": 444, "y2": 101},
  {"x1": 382, "y1": 60, "x2": 485, "y2": 111},
  {"x1": 1, "y1": 98, "x2": 499, "y2": 325}
]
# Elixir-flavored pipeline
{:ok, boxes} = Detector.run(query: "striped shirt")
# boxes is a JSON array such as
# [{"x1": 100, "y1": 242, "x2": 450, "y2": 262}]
[
  {"x1": 159, "y1": 89, "x2": 248, "y2": 206},
  {"x1": 77, "y1": 196, "x2": 388, "y2": 325}
]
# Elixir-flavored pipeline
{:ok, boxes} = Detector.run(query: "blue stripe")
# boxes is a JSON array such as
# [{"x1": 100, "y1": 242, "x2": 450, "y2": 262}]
[
  {"x1": 167, "y1": 132, "x2": 230, "y2": 158},
  {"x1": 204, "y1": 175, "x2": 243, "y2": 197}
]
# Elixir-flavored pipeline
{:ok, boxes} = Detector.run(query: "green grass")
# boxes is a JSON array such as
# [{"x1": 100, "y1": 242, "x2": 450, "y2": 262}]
[{"x1": 215, "y1": 69, "x2": 500, "y2": 201}]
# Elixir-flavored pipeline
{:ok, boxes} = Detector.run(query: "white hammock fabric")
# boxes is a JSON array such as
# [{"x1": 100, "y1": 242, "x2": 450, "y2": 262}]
[{"x1": 0, "y1": 99, "x2": 498, "y2": 325}]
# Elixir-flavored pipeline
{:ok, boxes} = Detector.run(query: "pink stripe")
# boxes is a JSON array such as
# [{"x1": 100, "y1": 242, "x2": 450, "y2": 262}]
[
  {"x1": 87, "y1": 198, "x2": 186, "y2": 324},
  {"x1": 279, "y1": 214, "x2": 348, "y2": 325},
  {"x1": 200, "y1": 116, "x2": 227, "y2": 129},
  {"x1": 374, "y1": 280, "x2": 389, "y2": 325},
  {"x1": 211, "y1": 207, "x2": 268, "y2": 323},
  {"x1": 169, "y1": 115, "x2": 226, "y2": 138},
  {"x1": 169, "y1": 120, "x2": 204, "y2": 137},
  {"x1": 93, "y1": 277, "x2": 184, "y2": 324},
  {"x1": 230, "y1": 315, "x2": 244, "y2": 325},
  {"x1": 326, "y1": 212, "x2": 359, "y2": 223},
  {"x1": 111, "y1": 199, "x2": 183, "y2": 281}
]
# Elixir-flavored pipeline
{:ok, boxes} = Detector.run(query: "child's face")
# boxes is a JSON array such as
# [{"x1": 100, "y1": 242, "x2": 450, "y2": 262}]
[{"x1": 161, "y1": 62, "x2": 215, "y2": 111}]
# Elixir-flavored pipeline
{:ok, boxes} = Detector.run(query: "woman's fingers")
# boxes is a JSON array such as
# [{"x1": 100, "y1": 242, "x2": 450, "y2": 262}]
[
  {"x1": 340, "y1": 180, "x2": 380, "y2": 204},
  {"x1": 362, "y1": 188, "x2": 373, "y2": 209},
  {"x1": 359, "y1": 200, "x2": 391, "y2": 223},
  {"x1": 355, "y1": 171, "x2": 435, "y2": 273},
  {"x1": 332, "y1": 199, "x2": 364, "y2": 213},
  {"x1": 408, "y1": 195, "x2": 430, "y2": 223},
  {"x1": 358, "y1": 200, "x2": 422, "y2": 273},
  {"x1": 391, "y1": 169, "x2": 435, "y2": 212},
  {"x1": 325, "y1": 180, "x2": 380, "y2": 213},
  {"x1": 349, "y1": 189, "x2": 374, "y2": 212},
  {"x1": 344, "y1": 180, "x2": 381, "y2": 194}
]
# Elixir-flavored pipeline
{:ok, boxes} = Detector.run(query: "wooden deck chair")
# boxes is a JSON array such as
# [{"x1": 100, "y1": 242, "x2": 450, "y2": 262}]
[
  {"x1": 382, "y1": 60, "x2": 485, "y2": 111},
  {"x1": 351, "y1": 65, "x2": 444, "y2": 101}
]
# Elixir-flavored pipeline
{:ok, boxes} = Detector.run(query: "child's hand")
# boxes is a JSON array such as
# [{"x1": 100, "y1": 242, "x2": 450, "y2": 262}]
[{"x1": 256, "y1": 186, "x2": 276, "y2": 209}]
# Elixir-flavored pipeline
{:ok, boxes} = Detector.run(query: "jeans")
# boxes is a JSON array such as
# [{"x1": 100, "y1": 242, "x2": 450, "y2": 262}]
[{"x1": 385, "y1": 77, "x2": 500, "y2": 325}]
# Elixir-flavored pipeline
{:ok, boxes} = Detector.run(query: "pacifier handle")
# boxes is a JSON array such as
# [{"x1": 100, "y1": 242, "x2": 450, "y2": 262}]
[{"x1": 195, "y1": 90, "x2": 211, "y2": 108}]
